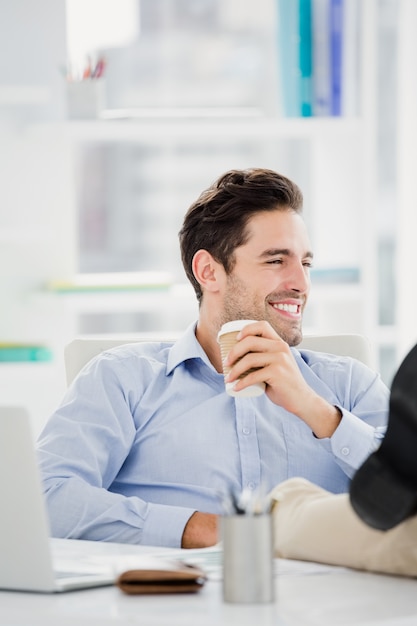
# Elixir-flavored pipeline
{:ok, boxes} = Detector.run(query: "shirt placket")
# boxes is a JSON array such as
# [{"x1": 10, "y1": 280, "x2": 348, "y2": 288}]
[{"x1": 234, "y1": 397, "x2": 261, "y2": 491}]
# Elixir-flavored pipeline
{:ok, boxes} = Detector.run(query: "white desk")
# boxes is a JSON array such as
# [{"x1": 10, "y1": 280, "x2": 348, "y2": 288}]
[{"x1": 1, "y1": 539, "x2": 417, "y2": 626}]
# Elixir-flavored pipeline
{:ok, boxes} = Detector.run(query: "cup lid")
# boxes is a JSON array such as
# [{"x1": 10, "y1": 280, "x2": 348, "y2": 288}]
[{"x1": 217, "y1": 319, "x2": 258, "y2": 340}]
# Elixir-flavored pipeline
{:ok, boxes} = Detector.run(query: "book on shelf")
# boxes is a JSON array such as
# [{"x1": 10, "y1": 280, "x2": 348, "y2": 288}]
[
  {"x1": 276, "y1": 0, "x2": 300, "y2": 117},
  {"x1": 0, "y1": 344, "x2": 53, "y2": 362},
  {"x1": 330, "y1": 0, "x2": 344, "y2": 116},
  {"x1": 312, "y1": 0, "x2": 332, "y2": 116},
  {"x1": 46, "y1": 271, "x2": 173, "y2": 294},
  {"x1": 299, "y1": 0, "x2": 314, "y2": 117},
  {"x1": 276, "y1": 0, "x2": 359, "y2": 118},
  {"x1": 276, "y1": 0, "x2": 313, "y2": 117}
]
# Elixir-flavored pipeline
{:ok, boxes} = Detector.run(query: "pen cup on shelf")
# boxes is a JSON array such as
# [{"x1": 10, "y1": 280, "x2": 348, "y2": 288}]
[
  {"x1": 66, "y1": 79, "x2": 106, "y2": 120},
  {"x1": 221, "y1": 510, "x2": 274, "y2": 604},
  {"x1": 217, "y1": 320, "x2": 266, "y2": 397}
]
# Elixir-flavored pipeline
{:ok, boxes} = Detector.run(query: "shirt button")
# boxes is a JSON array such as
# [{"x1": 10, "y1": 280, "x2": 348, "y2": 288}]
[
  {"x1": 341, "y1": 447, "x2": 350, "y2": 456},
  {"x1": 242, "y1": 428, "x2": 250, "y2": 435},
  {"x1": 247, "y1": 482, "x2": 256, "y2": 490}
]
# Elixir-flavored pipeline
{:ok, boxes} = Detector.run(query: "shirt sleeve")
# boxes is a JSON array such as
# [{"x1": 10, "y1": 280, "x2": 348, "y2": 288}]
[
  {"x1": 37, "y1": 351, "x2": 196, "y2": 548},
  {"x1": 307, "y1": 355, "x2": 389, "y2": 478},
  {"x1": 327, "y1": 408, "x2": 386, "y2": 476}
]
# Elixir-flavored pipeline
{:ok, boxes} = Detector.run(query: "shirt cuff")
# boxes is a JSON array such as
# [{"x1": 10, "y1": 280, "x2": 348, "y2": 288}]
[
  {"x1": 141, "y1": 503, "x2": 197, "y2": 548},
  {"x1": 328, "y1": 407, "x2": 379, "y2": 475}
]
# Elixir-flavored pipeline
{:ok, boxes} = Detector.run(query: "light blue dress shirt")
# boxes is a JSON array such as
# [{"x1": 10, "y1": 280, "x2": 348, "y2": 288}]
[{"x1": 37, "y1": 322, "x2": 389, "y2": 548}]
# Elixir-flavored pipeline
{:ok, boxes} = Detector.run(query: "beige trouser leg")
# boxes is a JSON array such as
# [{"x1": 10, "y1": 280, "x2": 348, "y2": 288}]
[{"x1": 270, "y1": 477, "x2": 417, "y2": 577}]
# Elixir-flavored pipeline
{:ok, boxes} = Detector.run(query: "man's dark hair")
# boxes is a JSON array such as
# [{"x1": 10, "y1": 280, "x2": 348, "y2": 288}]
[{"x1": 178, "y1": 168, "x2": 303, "y2": 303}]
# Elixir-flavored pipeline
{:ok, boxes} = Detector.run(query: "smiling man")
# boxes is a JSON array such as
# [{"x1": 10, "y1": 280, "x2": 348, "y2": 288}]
[{"x1": 37, "y1": 168, "x2": 389, "y2": 549}]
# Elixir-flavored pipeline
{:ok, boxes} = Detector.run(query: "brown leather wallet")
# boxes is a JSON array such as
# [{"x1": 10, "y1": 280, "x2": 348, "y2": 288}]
[{"x1": 116, "y1": 561, "x2": 207, "y2": 595}]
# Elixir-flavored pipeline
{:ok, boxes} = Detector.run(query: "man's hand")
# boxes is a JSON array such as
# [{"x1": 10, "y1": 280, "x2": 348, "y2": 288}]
[
  {"x1": 223, "y1": 321, "x2": 342, "y2": 438},
  {"x1": 181, "y1": 511, "x2": 219, "y2": 548}
]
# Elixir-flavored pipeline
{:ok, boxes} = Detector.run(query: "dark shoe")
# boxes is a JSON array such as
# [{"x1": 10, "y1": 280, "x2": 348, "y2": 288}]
[{"x1": 349, "y1": 343, "x2": 417, "y2": 530}]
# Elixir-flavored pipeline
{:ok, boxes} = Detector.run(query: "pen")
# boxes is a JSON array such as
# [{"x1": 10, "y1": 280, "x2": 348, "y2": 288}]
[
  {"x1": 223, "y1": 486, "x2": 272, "y2": 516},
  {"x1": 92, "y1": 57, "x2": 106, "y2": 79}
]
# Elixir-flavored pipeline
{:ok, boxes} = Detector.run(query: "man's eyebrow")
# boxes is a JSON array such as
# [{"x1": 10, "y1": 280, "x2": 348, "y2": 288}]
[{"x1": 259, "y1": 248, "x2": 314, "y2": 259}]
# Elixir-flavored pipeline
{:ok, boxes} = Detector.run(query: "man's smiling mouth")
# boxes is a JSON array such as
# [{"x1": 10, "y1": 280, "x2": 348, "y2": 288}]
[{"x1": 271, "y1": 302, "x2": 300, "y2": 314}]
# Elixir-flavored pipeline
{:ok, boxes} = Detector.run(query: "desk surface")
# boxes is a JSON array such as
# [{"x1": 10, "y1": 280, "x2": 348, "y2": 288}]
[{"x1": 1, "y1": 539, "x2": 417, "y2": 626}]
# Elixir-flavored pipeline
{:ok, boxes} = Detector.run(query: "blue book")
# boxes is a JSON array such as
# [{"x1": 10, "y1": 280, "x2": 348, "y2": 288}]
[
  {"x1": 298, "y1": 0, "x2": 313, "y2": 117},
  {"x1": 330, "y1": 0, "x2": 344, "y2": 116},
  {"x1": 0, "y1": 344, "x2": 53, "y2": 362},
  {"x1": 312, "y1": 0, "x2": 332, "y2": 116},
  {"x1": 276, "y1": 0, "x2": 300, "y2": 117}
]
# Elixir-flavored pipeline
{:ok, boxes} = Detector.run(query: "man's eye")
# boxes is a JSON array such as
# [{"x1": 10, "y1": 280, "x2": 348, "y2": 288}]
[
  {"x1": 303, "y1": 261, "x2": 313, "y2": 268},
  {"x1": 267, "y1": 259, "x2": 283, "y2": 265}
]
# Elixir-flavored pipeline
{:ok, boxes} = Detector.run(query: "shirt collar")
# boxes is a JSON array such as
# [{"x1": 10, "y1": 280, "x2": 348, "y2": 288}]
[
  {"x1": 168, "y1": 327, "x2": 310, "y2": 376},
  {"x1": 166, "y1": 321, "x2": 216, "y2": 375}
]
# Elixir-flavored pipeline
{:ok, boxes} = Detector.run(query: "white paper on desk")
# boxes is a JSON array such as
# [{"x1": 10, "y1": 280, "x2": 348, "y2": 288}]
[
  {"x1": 168, "y1": 546, "x2": 223, "y2": 581},
  {"x1": 54, "y1": 542, "x2": 348, "y2": 583},
  {"x1": 110, "y1": 555, "x2": 198, "y2": 577},
  {"x1": 60, "y1": 546, "x2": 222, "y2": 581},
  {"x1": 147, "y1": 547, "x2": 348, "y2": 581}
]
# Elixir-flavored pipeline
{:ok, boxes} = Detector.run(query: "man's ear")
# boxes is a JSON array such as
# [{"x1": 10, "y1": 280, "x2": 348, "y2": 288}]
[{"x1": 192, "y1": 249, "x2": 223, "y2": 294}]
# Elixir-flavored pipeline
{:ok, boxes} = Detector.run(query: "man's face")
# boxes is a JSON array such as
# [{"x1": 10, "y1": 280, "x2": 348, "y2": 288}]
[{"x1": 221, "y1": 210, "x2": 313, "y2": 346}]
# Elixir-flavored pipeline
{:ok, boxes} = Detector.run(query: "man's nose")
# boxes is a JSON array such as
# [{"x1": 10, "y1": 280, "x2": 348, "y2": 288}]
[{"x1": 282, "y1": 262, "x2": 310, "y2": 293}]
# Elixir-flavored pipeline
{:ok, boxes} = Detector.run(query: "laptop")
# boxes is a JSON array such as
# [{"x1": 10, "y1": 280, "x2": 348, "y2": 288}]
[{"x1": 0, "y1": 406, "x2": 115, "y2": 592}]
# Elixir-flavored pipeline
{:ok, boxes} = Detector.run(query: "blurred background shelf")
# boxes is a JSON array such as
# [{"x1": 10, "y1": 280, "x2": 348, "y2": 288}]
[{"x1": 28, "y1": 115, "x2": 363, "y2": 143}]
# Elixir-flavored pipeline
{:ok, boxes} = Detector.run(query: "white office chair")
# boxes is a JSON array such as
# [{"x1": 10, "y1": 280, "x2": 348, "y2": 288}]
[{"x1": 64, "y1": 332, "x2": 373, "y2": 386}]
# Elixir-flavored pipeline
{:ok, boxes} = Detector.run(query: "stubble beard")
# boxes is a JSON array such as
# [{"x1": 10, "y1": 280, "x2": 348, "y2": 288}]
[{"x1": 220, "y1": 275, "x2": 304, "y2": 347}]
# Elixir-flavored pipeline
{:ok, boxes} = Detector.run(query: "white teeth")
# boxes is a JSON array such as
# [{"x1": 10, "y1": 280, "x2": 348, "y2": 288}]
[{"x1": 274, "y1": 303, "x2": 298, "y2": 313}]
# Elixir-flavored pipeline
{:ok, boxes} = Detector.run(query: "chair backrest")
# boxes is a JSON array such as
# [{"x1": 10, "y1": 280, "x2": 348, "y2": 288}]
[
  {"x1": 64, "y1": 332, "x2": 373, "y2": 386},
  {"x1": 299, "y1": 334, "x2": 372, "y2": 366}
]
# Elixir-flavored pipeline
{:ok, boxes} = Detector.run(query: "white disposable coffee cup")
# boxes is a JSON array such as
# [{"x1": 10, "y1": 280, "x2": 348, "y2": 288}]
[{"x1": 217, "y1": 320, "x2": 266, "y2": 397}]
